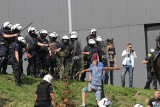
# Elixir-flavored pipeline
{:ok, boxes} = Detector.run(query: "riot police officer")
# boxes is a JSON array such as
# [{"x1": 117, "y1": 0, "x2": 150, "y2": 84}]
[
  {"x1": 86, "y1": 28, "x2": 97, "y2": 45},
  {"x1": 0, "y1": 22, "x2": 18, "y2": 74},
  {"x1": 142, "y1": 48, "x2": 157, "y2": 90},
  {"x1": 70, "y1": 32, "x2": 82, "y2": 80},
  {"x1": 25, "y1": 26, "x2": 39, "y2": 77},
  {"x1": 8, "y1": 23, "x2": 22, "y2": 85},
  {"x1": 35, "y1": 74, "x2": 56, "y2": 107},
  {"x1": 48, "y1": 32, "x2": 61, "y2": 78},
  {"x1": 17, "y1": 36, "x2": 27, "y2": 77},
  {"x1": 36, "y1": 29, "x2": 50, "y2": 77},
  {"x1": 95, "y1": 36, "x2": 104, "y2": 62},
  {"x1": 60, "y1": 35, "x2": 72, "y2": 78},
  {"x1": 81, "y1": 39, "x2": 98, "y2": 81}
]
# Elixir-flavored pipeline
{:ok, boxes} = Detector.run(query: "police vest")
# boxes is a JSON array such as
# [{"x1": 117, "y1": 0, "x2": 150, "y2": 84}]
[{"x1": 37, "y1": 81, "x2": 52, "y2": 101}]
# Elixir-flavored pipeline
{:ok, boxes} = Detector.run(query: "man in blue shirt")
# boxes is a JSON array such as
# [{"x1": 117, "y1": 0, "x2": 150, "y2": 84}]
[{"x1": 80, "y1": 53, "x2": 120, "y2": 107}]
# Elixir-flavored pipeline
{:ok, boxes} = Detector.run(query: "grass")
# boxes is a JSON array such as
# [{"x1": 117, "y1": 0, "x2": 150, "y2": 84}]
[{"x1": 0, "y1": 74, "x2": 154, "y2": 107}]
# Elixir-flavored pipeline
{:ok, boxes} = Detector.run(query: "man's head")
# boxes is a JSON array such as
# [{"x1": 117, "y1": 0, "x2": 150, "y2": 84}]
[
  {"x1": 40, "y1": 29, "x2": 48, "y2": 39},
  {"x1": 107, "y1": 42, "x2": 113, "y2": 49},
  {"x1": 62, "y1": 35, "x2": 70, "y2": 44},
  {"x1": 127, "y1": 43, "x2": 132, "y2": 51},
  {"x1": 49, "y1": 32, "x2": 58, "y2": 42},
  {"x1": 90, "y1": 28, "x2": 97, "y2": 37},
  {"x1": 43, "y1": 74, "x2": 53, "y2": 83},
  {"x1": 154, "y1": 90, "x2": 160, "y2": 99},
  {"x1": 91, "y1": 53, "x2": 99, "y2": 66}
]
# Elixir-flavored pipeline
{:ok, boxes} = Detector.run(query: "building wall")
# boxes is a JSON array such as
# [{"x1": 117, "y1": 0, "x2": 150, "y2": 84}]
[{"x1": 1, "y1": 0, "x2": 160, "y2": 88}]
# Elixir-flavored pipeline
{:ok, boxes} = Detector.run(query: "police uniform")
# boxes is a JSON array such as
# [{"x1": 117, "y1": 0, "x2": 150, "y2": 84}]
[
  {"x1": 25, "y1": 34, "x2": 40, "y2": 77},
  {"x1": 8, "y1": 40, "x2": 21, "y2": 85},
  {"x1": 18, "y1": 41, "x2": 26, "y2": 76},
  {"x1": 48, "y1": 41, "x2": 61, "y2": 78},
  {"x1": 0, "y1": 29, "x2": 10, "y2": 74},
  {"x1": 35, "y1": 80, "x2": 53, "y2": 107},
  {"x1": 36, "y1": 37, "x2": 49, "y2": 77},
  {"x1": 144, "y1": 53, "x2": 157, "y2": 90},
  {"x1": 71, "y1": 40, "x2": 82, "y2": 79},
  {"x1": 80, "y1": 45, "x2": 98, "y2": 81}
]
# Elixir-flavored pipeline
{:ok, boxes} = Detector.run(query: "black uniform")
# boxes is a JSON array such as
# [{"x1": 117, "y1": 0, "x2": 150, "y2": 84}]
[
  {"x1": 25, "y1": 34, "x2": 39, "y2": 77},
  {"x1": 80, "y1": 45, "x2": 98, "y2": 81},
  {"x1": 8, "y1": 40, "x2": 21, "y2": 85},
  {"x1": 71, "y1": 40, "x2": 82, "y2": 79},
  {"x1": 60, "y1": 42, "x2": 72, "y2": 78},
  {"x1": 144, "y1": 54, "x2": 157, "y2": 90},
  {"x1": 48, "y1": 41, "x2": 61, "y2": 78},
  {"x1": 36, "y1": 37, "x2": 49, "y2": 77},
  {"x1": 35, "y1": 80, "x2": 53, "y2": 107},
  {"x1": 0, "y1": 29, "x2": 11, "y2": 74},
  {"x1": 18, "y1": 41, "x2": 26, "y2": 76}
]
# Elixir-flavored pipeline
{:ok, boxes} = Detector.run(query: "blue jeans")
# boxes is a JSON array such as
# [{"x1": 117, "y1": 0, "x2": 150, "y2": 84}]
[
  {"x1": 104, "y1": 64, "x2": 114, "y2": 85},
  {"x1": 121, "y1": 65, "x2": 133, "y2": 87},
  {"x1": 82, "y1": 84, "x2": 102, "y2": 101}
]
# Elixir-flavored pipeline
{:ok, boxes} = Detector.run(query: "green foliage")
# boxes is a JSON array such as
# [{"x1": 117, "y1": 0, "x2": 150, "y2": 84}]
[{"x1": 0, "y1": 74, "x2": 154, "y2": 107}]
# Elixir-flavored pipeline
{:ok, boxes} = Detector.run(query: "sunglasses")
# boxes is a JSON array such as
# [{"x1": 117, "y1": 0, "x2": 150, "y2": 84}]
[{"x1": 128, "y1": 47, "x2": 132, "y2": 48}]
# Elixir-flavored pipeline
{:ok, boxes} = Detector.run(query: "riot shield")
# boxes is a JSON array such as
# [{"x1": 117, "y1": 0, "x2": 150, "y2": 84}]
[{"x1": 70, "y1": 40, "x2": 82, "y2": 80}]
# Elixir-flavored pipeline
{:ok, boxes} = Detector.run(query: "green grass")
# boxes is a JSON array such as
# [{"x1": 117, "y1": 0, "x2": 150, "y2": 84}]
[{"x1": 0, "y1": 74, "x2": 154, "y2": 107}]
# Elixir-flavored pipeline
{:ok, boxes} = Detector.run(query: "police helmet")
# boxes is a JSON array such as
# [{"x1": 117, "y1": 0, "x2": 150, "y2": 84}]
[
  {"x1": 96, "y1": 36, "x2": 103, "y2": 42},
  {"x1": 134, "y1": 104, "x2": 144, "y2": 107},
  {"x1": 149, "y1": 48, "x2": 155, "y2": 53},
  {"x1": 98, "y1": 98, "x2": 111, "y2": 107},
  {"x1": 11, "y1": 24, "x2": 22, "y2": 33},
  {"x1": 49, "y1": 32, "x2": 58, "y2": 38},
  {"x1": 62, "y1": 35, "x2": 70, "y2": 40},
  {"x1": 71, "y1": 31, "x2": 78, "y2": 35},
  {"x1": 40, "y1": 29, "x2": 48, "y2": 34},
  {"x1": 90, "y1": 28, "x2": 96, "y2": 34},
  {"x1": 2, "y1": 21, "x2": 12, "y2": 31},
  {"x1": 70, "y1": 34, "x2": 78, "y2": 39},
  {"x1": 18, "y1": 36, "x2": 26, "y2": 44},
  {"x1": 3, "y1": 21, "x2": 12, "y2": 28},
  {"x1": 28, "y1": 26, "x2": 36, "y2": 33},
  {"x1": 43, "y1": 74, "x2": 53, "y2": 83},
  {"x1": 88, "y1": 39, "x2": 96, "y2": 45}
]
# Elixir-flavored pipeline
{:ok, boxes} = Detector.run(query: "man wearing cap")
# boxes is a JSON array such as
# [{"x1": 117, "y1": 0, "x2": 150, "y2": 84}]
[
  {"x1": 80, "y1": 53, "x2": 120, "y2": 107},
  {"x1": 86, "y1": 28, "x2": 97, "y2": 45},
  {"x1": 142, "y1": 48, "x2": 157, "y2": 90},
  {"x1": 35, "y1": 74, "x2": 56, "y2": 107}
]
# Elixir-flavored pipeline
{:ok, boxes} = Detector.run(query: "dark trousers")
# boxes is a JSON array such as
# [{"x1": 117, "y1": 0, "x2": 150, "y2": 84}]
[
  {"x1": 8, "y1": 57, "x2": 21, "y2": 85},
  {"x1": 0, "y1": 56, "x2": 8, "y2": 74},
  {"x1": 144, "y1": 70, "x2": 157, "y2": 90},
  {"x1": 27, "y1": 52, "x2": 41, "y2": 77},
  {"x1": 37, "y1": 53, "x2": 49, "y2": 77},
  {"x1": 36, "y1": 101, "x2": 52, "y2": 107},
  {"x1": 48, "y1": 56, "x2": 58, "y2": 78}
]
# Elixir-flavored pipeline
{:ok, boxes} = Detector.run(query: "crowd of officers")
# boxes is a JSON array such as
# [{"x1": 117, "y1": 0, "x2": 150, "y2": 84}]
[{"x1": 0, "y1": 21, "x2": 116, "y2": 86}]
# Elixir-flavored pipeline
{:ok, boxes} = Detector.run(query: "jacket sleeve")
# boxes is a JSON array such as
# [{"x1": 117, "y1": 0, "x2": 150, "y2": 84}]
[
  {"x1": 122, "y1": 50, "x2": 128, "y2": 57},
  {"x1": 132, "y1": 51, "x2": 137, "y2": 58}
]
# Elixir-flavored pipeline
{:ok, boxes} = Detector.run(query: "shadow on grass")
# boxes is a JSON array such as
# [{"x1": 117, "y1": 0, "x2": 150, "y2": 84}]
[
  {"x1": 0, "y1": 97, "x2": 10, "y2": 107},
  {"x1": 22, "y1": 76, "x2": 40, "y2": 85}
]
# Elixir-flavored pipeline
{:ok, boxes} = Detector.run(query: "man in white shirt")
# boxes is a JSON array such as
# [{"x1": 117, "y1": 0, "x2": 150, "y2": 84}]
[{"x1": 121, "y1": 43, "x2": 137, "y2": 87}]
